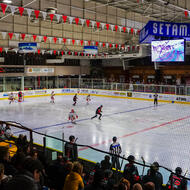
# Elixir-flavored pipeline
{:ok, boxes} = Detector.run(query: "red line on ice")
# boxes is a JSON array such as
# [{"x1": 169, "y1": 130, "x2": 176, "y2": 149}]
[{"x1": 78, "y1": 115, "x2": 190, "y2": 151}]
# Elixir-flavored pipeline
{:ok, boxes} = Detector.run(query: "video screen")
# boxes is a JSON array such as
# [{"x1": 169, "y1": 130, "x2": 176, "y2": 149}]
[{"x1": 151, "y1": 39, "x2": 185, "y2": 62}]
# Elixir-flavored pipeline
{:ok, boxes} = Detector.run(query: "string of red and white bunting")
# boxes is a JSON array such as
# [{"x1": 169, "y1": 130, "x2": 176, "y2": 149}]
[
  {"x1": 0, "y1": 3, "x2": 141, "y2": 35},
  {"x1": 1, "y1": 31, "x2": 136, "y2": 49},
  {"x1": 0, "y1": 45, "x2": 140, "y2": 56}
]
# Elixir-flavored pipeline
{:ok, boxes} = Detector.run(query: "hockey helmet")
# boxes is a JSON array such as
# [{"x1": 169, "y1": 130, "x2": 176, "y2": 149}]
[
  {"x1": 71, "y1": 109, "x2": 74, "y2": 113},
  {"x1": 150, "y1": 162, "x2": 159, "y2": 171},
  {"x1": 175, "y1": 167, "x2": 182, "y2": 175},
  {"x1": 112, "y1": 136, "x2": 117, "y2": 142},
  {"x1": 69, "y1": 135, "x2": 75, "y2": 141},
  {"x1": 127, "y1": 155, "x2": 135, "y2": 162},
  {"x1": 100, "y1": 105, "x2": 103, "y2": 107}
]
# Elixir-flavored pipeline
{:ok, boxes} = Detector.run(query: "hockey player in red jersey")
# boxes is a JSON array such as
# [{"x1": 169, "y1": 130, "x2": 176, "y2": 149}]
[
  {"x1": 68, "y1": 109, "x2": 78, "y2": 124},
  {"x1": 91, "y1": 105, "x2": 103, "y2": 120},
  {"x1": 18, "y1": 90, "x2": 23, "y2": 102}
]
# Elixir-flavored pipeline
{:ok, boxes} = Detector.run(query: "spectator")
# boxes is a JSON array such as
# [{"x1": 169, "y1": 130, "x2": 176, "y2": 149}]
[
  {"x1": 0, "y1": 146, "x2": 17, "y2": 176},
  {"x1": 87, "y1": 162, "x2": 101, "y2": 185},
  {"x1": 109, "y1": 136, "x2": 122, "y2": 170},
  {"x1": 132, "y1": 183, "x2": 143, "y2": 190},
  {"x1": 166, "y1": 167, "x2": 187, "y2": 190},
  {"x1": 144, "y1": 182, "x2": 155, "y2": 190},
  {"x1": 104, "y1": 169, "x2": 115, "y2": 190},
  {"x1": 0, "y1": 163, "x2": 12, "y2": 190},
  {"x1": 117, "y1": 177, "x2": 130, "y2": 190},
  {"x1": 123, "y1": 155, "x2": 140, "y2": 189},
  {"x1": 11, "y1": 152, "x2": 26, "y2": 172},
  {"x1": 100, "y1": 155, "x2": 111, "y2": 171},
  {"x1": 142, "y1": 162, "x2": 163, "y2": 190},
  {"x1": 65, "y1": 135, "x2": 78, "y2": 162},
  {"x1": 63, "y1": 161, "x2": 84, "y2": 190},
  {"x1": 16, "y1": 134, "x2": 29, "y2": 154},
  {"x1": 5, "y1": 158, "x2": 43, "y2": 190}
]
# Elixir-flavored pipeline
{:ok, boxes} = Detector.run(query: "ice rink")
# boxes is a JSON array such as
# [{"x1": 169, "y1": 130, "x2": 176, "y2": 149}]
[{"x1": 1, "y1": 94, "x2": 190, "y2": 184}]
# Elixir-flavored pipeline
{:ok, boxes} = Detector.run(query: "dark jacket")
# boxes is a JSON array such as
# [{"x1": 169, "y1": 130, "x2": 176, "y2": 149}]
[{"x1": 65, "y1": 142, "x2": 78, "y2": 161}]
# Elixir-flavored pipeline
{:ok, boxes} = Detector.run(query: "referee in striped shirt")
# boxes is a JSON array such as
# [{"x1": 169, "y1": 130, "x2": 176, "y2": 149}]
[{"x1": 109, "y1": 136, "x2": 122, "y2": 170}]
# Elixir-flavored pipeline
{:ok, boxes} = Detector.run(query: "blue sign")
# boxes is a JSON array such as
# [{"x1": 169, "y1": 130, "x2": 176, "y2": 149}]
[
  {"x1": 19, "y1": 42, "x2": 37, "y2": 52},
  {"x1": 140, "y1": 21, "x2": 190, "y2": 43},
  {"x1": 83, "y1": 46, "x2": 98, "y2": 54}
]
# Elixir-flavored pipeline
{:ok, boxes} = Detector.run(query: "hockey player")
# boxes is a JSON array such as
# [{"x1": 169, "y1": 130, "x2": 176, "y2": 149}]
[
  {"x1": 18, "y1": 90, "x2": 23, "y2": 102},
  {"x1": 68, "y1": 109, "x2": 78, "y2": 124},
  {"x1": 73, "y1": 94, "x2": 78, "y2": 106},
  {"x1": 154, "y1": 93, "x2": 158, "y2": 106},
  {"x1": 86, "y1": 94, "x2": 91, "y2": 105},
  {"x1": 8, "y1": 92, "x2": 15, "y2": 104},
  {"x1": 91, "y1": 105, "x2": 103, "y2": 120},
  {"x1": 50, "y1": 91, "x2": 55, "y2": 104}
]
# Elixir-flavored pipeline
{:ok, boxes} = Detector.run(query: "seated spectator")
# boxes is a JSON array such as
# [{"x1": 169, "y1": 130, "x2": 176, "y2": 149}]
[
  {"x1": 142, "y1": 162, "x2": 163, "y2": 190},
  {"x1": 5, "y1": 158, "x2": 44, "y2": 190},
  {"x1": 87, "y1": 162, "x2": 101, "y2": 185},
  {"x1": 132, "y1": 183, "x2": 143, "y2": 190},
  {"x1": 123, "y1": 155, "x2": 140, "y2": 188},
  {"x1": 0, "y1": 146, "x2": 17, "y2": 176},
  {"x1": 100, "y1": 155, "x2": 111, "y2": 171},
  {"x1": 63, "y1": 161, "x2": 84, "y2": 190},
  {"x1": 0, "y1": 163, "x2": 12, "y2": 190},
  {"x1": 166, "y1": 167, "x2": 187, "y2": 190},
  {"x1": 117, "y1": 178, "x2": 130, "y2": 190},
  {"x1": 104, "y1": 169, "x2": 115, "y2": 190},
  {"x1": 144, "y1": 182, "x2": 155, "y2": 190}
]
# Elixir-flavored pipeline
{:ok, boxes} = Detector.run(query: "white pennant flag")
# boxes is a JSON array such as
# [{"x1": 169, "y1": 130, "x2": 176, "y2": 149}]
[
  {"x1": 57, "y1": 51, "x2": 60, "y2": 55},
  {"x1": 38, "y1": 36, "x2": 43, "y2": 42},
  {"x1": 68, "y1": 16, "x2": 74, "y2": 24},
  {"x1": 127, "y1": 27, "x2": 130, "y2": 33},
  {"x1": 56, "y1": 14, "x2": 61, "y2": 23},
  {"x1": 92, "y1": 41, "x2": 95, "y2": 45},
  {"x1": 1, "y1": 32, "x2": 7, "y2": 39},
  {"x1": 119, "y1": 44, "x2": 121, "y2": 49},
  {"x1": 27, "y1": 34, "x2": 31, "y2": 39},
  {"x1": 41, "y1": 50, "x2": 45, "y2": 55},
  {"x1": 76, "y1": 40, "x2": 80, "y2": 45},
  {"x1": 106, "y1": 43, "x2": 109, "y2": 48},
  {"x1": 91, "y1": 21, "x2": 96, "y2": 28},
  {"x1": 134, "y1": 29, "x2": 137, "y2": 35},
  {"x1": 26, "y1": 8, "x2": 33, "y2": 18},
  {"x1": 15, "y1": 33, "x2": 19, "y2": 40},
  {"x1": 14, "y1": 49, "x2": 18, "y2": 54},
  {"x1": 110, "y1": 24, "x2": 114, "y2": 31},
  {"x1": 48, "y1": 37, "x2": 53, "y2": 43},
  {"x1": 41, "y1": 11, "x2": 47, "y2": 20},
  {"x1": 112, "y1": 44, "x2": 115, "y2": 48},
  {"x1": 50, "y1": 50, "x2": 53, "y2": 55},
  {"x1": 72, "y1": 52, "x2": 74, "y2": 56},
  {"x1": 65, "y1": 51, "x2": 67, "y2": 55},
  {"x1": 99, "y1": 42, "x2": 102, "y2": 47},
  {"x1": 118, "y1": 26, "x2": 122, "y2": 32},
  {"x1": 80, "y1": 19, "x2": 85, "y2": 26},
  {"x1": 58, "y1": 38, "x2": 62, "y2": 44},
  {"x1": 125, "y1": 46, "x2": 127, "y2": 51},
  {"x1": 67, "y1": 39, "x2": 71, "y2": 44},
  {"x1": 9, "y1": 5, "x2": 17, "y2": 16},
  {"x1": 101, "y1": 23, "x2": 105, "y2": 30},
  {"x1": 78, "y1": 52, "x2": 80, "y2": 56},
  {"x1": 84, "y1": 41, "x2": 88, "y2": 46},
  {"x1": 4, "y1": 48, "x2": 8, "y2": 53}
]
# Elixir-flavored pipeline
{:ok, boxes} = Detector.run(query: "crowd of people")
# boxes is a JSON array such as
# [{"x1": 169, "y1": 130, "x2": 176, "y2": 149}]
[{"x1": 0, "y1": 133, "x2": 188, "y2": 190}]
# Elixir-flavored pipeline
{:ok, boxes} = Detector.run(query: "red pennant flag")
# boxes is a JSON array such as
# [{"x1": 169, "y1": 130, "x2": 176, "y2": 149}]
[
  {"x1": 53, "y1": 37, "x2": 57, "y2": 43},
  {"x1": 72, "y1": 39, "x2": 75, "y2": 45},
  {"x1": 86, "y1": 20, "x2": 90, "y2": 27},
  {"x1": 37, "y1": 49, "x2": 40, "y2": 54},
  {"x1": 34, "y1": 10, "x2": 40, "y2": 19},
  {"x1": 80, "y1": 40, "x2": 83, "y2": 46},
  {"x1": 1, "y1": 3, "x2": 7, "y2": 14},
  {"x1": 138, "y1": 30, "x2": 140, "y2": 35},
  {"x1": 115, "y1": 25, "x2": 118, "y2": 32},
  {"x1": 49, "y1": 14, "x2": 54, "y2": 22},
  {"x1": 8, "y1": 33, "x2": 13, "y2": 40},
  {"x1": 109, "y1": 43, "x2": 112, "y2": 48},
  {"x1": 132, "y1": 46, "x2": 135, "y2": 51},
  {"x1": 63, "y1": 38, "x2": 67, "y2": 43},
  {"x1": 19, "y1": 7, "x2": 24, "y2": 16},
  {"x1": 68, "y1": 51, "x2": 71, "y2": 55},
  {"x1": 88, "y1": 41, "x2": 91, "y2": 46},
  {"x1": 81, "y1": 52, "x2": 84, "y2": 56},
  {"x1": 131, "y1": 28, "x2": 134, "y2": 34},
  {"x1": 96, "y1": 42, "x2": 99, "y2": 46},
  {"x1": 21, "y1": 33, "x2": 26, "y2": 40},
  {"x1": 33, "y1": 35, "x2": 37, "y2": 41},
  {"x1": 53, "y1": 50, "x2": 56, "y2": 55},
  {"x1": 43, "y1": 36, "x2": 47, "y2": 42},
  {"x1": 75, "y1": 52, "x2": 78, "y2": 56},
  {"x1": 96, "y1": 22, "x2": 100, "y2": 28},
  {"x1": 106, "y1": 24, "x2": 109, "y2": 30},
  {"x1": 75, "y1": 17, "x2": 79, "y2": 25},
  {"x1": 62, "y1": 15, "x2": 67, "y2": 23},
  {"x1": 128, "y1": 46, "x2": 130, "y2": 52},
  {"x1": 123, "y1": 27, "x2": 126, "y2": 32},
  {"x1": 0, "y1": 47, "x2": 3, "y2": 53},
  {"x1": 115, "y1": 44, "x2": 118, "y2": 48},
  {"x1": 103, "y1": 43, "x2": 105, "y2": 47},
  {"x1": 122, "y1": 44, "x2": 125, "y2": 48},
  {"x1": 61, "y1": 51, "x2": 64, "y2": 55},
  {"x1": 184, "y1": 11, "x2": 188, "y2": 17}
]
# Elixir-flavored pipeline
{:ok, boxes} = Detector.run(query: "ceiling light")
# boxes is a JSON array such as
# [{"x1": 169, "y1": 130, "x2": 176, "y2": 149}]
[{"x1": 3, "y1": 0, "x2": 12, "y2": 4}]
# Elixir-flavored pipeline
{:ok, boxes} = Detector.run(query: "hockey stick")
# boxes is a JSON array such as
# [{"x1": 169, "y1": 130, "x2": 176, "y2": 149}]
[
  {"x1": 120, "y1": 154, "x2": 125, "y2": 169},
  {"x1": 141, "y1": 156, "x2": 146, "y2": 178}
]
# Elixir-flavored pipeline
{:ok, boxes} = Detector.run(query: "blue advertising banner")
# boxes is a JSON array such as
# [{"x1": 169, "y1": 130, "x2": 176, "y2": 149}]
[
  {"x1": 19, "y1": 42, "x2": 37, "y2": 52},
  {"x1": 83, "y1": 46, "x2": 98, "y2": 54},
  {"x1": 140, "y1": 21, "x2": 190, "y2": 43}
]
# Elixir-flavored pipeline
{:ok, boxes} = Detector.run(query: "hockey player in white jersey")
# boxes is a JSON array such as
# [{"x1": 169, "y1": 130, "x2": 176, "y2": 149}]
[{"x1": 68, "y1": 109, "x2": 78, "y2": 124}]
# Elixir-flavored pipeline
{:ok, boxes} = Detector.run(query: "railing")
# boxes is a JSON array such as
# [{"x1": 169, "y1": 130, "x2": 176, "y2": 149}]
[
  {"x1": 0, "y1": 120, "x2": 190, "y2": 187},
  {"x1": 1, "y1": 77, "x2": 190, "y2": 96}
]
